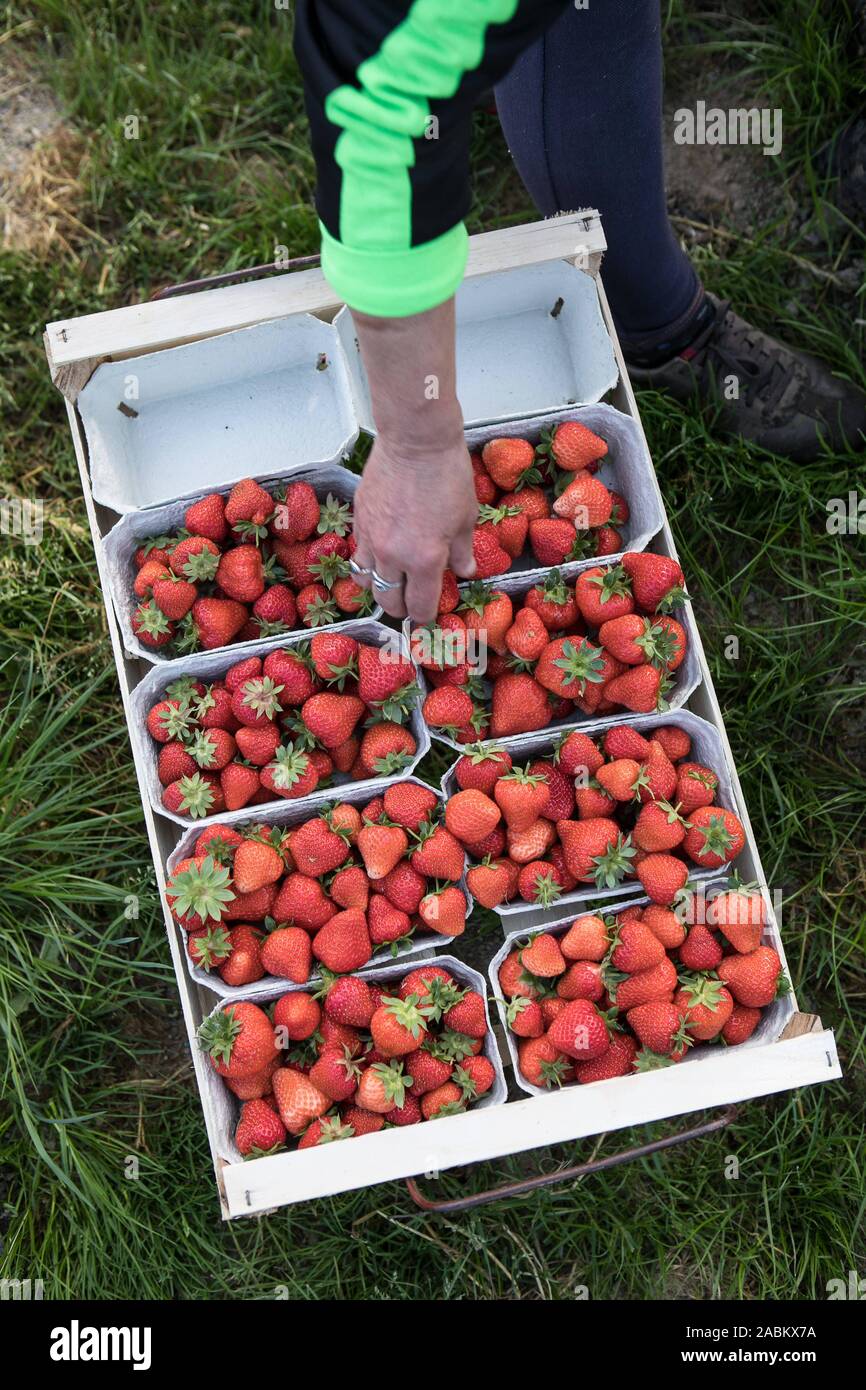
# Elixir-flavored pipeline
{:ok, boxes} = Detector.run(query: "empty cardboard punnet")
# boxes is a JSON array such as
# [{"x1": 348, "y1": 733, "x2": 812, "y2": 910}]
[
  {"x1": 463, "y1": 403, "x2": 664, "y2": 586},
  {"x1": 130, "y1": 619, "x2": 429, "y2": 828},
  {"x1": 419, "y1": 572, "x2": 701, "y2": 756},
  {"x1": 441, "y1": 709, "x2": 739, "y2": 918},
  {"x1": 79, "y1": 314, "x2": 359, "y2": 513},
  {"x1": 166, "y1": 777, "x2": 475, "y2": 999},
  {"x1": 337, "y1": 261, "x2": 618, "y2": 432},
  {"x1": 199, "y1": 955, "x2": 507, "y2": 1165},
  {"x1": 102, "y1": 462, "x2": 378, "y2": 664},
  {"x1": 489, "y1": 892, "x2": 794, "y2": 1098}
]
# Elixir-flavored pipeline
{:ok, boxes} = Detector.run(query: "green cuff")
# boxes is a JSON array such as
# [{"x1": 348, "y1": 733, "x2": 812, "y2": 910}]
[{"x1": 319, "y1": 221, "x2": 469, "y2": 317}]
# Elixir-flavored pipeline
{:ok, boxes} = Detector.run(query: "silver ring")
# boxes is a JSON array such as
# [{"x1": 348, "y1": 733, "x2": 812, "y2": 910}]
[
  {"x1": 349, "y1": 557, "x2": 372, "y2": 579},
  {"x1": 371, "y1": 569, "x2": 404, "y2": 593}
]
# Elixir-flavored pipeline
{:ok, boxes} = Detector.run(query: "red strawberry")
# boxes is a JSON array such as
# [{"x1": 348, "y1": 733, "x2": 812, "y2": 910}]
[
  {"x1": 418, "y1": 884, "x2": 467, "y2": 937},
  {"x1": 675, "y1": 762, "x2": 719, "y2": 813},
  {"x1": 482, "y1": 436, "x2": 536, "y2": 490},
  {"x1": 489, "y1": 672, "x2": 552, "y2": 738},
  {"x1": 454, "y1": 1054, "x2": 495, "y2": 1100},
  {"x1": 198, "y1": 1001, "x2": 276, "y2": 1079},
  {"x1": 505, "y1": 608, "x2": 549, "y2": 662},
  {"x1": 157, "y1": 741, "x2": 196, "y2": 786},
  {"x1": 132, "y1": 600, "x2": 175, "y2": 648},
  {"x1": 134, "y1": 558, "x2": 169, "y2": 598},
  {"x1": 259, "y1": 746, "x2": 319, "y2": 800},
  {"x1": 574, "y1": 565, "x2": 634, "y2": 626},
  {"x1": 312, "y1": 909, "x2": 373, "y2": 973},
  {"x1": 358, "y1": 721, "x2": 417, "y2": 776},
  {"x1": 556, "y1": 817, "x2": 630, "y2": 885},
  {"x1": 263, "y1": 648, "x2": 318, "y2": 705},
  {"x1": 328, "y1": 864, "x2": 369, "y2": 912},
  {"x1": 272, "y1": 1067, "x2": 330, "y2": 1135},
  {"x1": 465, "y1": 859, "x2": 510, "y2": 909},
  {"x1": 192, "y1": 597, "x2": 248, "y2": 649},
  {"x1": 273, "y1": 992, "x2": 321, "y2": 1041},
  {"x1": 651, "y1": 725, "x2": 692, "y2": 761},
  {"x1": 557, "y1": 729, "x2": 604, "y2": 778},
  {"x1": 641, "y1": 904, "x2": 686, "y2": 950},
  {"x1": 301, "y1": 692, "x2": 365, "y2": 748},
  {"x1": 613, "y1": 956, "x2": 678, "y2": 1011},
  {"x1": 611, "y1": 921, "x2": 666, "y2": 972},
  {"x1": 527, "y1": 759, "x2": 575, "y2": 820},
  {"x1": 216, "y1": 545, "x2": 265, "y2": 603},
  {"x1": 717, "y1": 946, "x2": 783, "y2": 1007},
  {"x1": 454, "y1": 744, "x2": 512, "y2": 794},
  {"x1": 520, "y1": 933, "x2": 566, "y2": 977},
  {"x1": 168, "y1": 535, "x2": 221, "y2": 580},
  {"x1": 225, "y1": 477, "x2": 273, "y2": 529},
  {"x1": 477, "y1": 503, "x2": 528, "y2": 559},
  {"x1": 621, "y1": 552, "x2": 686, "y2": 612},
  {"x1": 368, "y1": 894, "x2": 412, "y2": 944},
  {"x1": 528, "y1": 517, "x2": 585, "y2": 566},
  {"x1": 260, "y1": 926, "x2": 312, "y2": 982},
  {"x1": 709, "y1": 887, "x2": 766, "y2": 953},
  {"x1": 517, "y1": 1035, "x2": 572, "y2": 1088},
  {"x1": 308, "y1": 1046, "x2": 362, "y2": 1102},
  {"x1": 553, "y1": 473, "x2": 613, "y2": 529},
  {"x1": 516, "y1": 860, "x2": 563, "y2": 906},
  {"x1": 232, "y1": 838, "x2": 283, "y2": 894},
  {"x1": 603, "y1": 664, "x2": 662, "y2": 713},
  {"x1": 680, "y1": 924, "x2": 724, "y2": 972},
  {"x1": 185, "y1": 492, "x2": 228, "y2": 544},
  {"x1": 560, "y1": 913, "x2": 610, "y2": 962},
  {"x1": 683, "y1": 807, "x2": 745, "y2": 869},
  {"x1": 357, "y1": 824, "x2": 408, "y2": 879},
  {"x1": 271, "y1": 480, "x2": 321, "y2": 541},
  {"x1": 634, "y1": 852, "x2": 689, "y2": 905},
  {"x1": 472, "y1": 527, "x2": 511, "y2": 579},
  {"x1": 573, "y1": 1031, "x2": 637, "y2": 1084},
  {"x1": 235, "y1": 1098, "x2": 286, "y2": 1156},
  {"x1": 382, "y1": 782, "x2": 438, "y2": 831},
  {"x1": 381, "y1": 860, "x2": 427, "y2": 914},
  {"x1": 675, "y1": 977, "x2": 734, "y2": 1041},
  {"x1": 547, "y1": 1000, "x2": 611, "y2": 1061},
  {"x1": 405, "y1": 1049, "x2": 454, "y2": 1097},
  {"x1": 235, "y1": 722, "x2": 281, "y2": 766},
  {"x1": 443, "y1": 990, "x2": 487, "y2": 1039},
  {"x1": 721, "y1": 1003, "x2": 762, "y2": 1046},
  {"x1": 524, "y1": 571, "x2": 579, "y2": 630},
  {"x1": 596, "y1": 757, "x2": 641, "y2": 801},
  {"x1": 420, "y1": 1081, "x2": 465, "y2": 1119},
  {"x1": 542, "y1": 420, "x2": 607, "y2": 472},
  {"x1": 626, "y1": 1000, "x2": 689, "y2": 1056},
  {"x1": 220, "y1": 763, "x2": 260, "y2": 811},
  {"x1": 371, "y1": 996, "x2": 429, "y2": 1058},
  {"x1": 633, "y1": 800, "x2": 686, "y2": 852},
  {"x1": 535, "y1": 635, "x2": 611, "y2": 700},
  {"x1": 290, "y1": 816, "x2": 351, "y2": 876},
  {"x1": 252, "y1": 584, "x2": 297, "y2": 632}
]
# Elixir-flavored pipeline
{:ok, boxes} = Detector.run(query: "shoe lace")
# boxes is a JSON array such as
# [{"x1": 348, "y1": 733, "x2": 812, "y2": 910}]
[{"x1": 693, "y1": 299, "x2": 790, "y2": 409}]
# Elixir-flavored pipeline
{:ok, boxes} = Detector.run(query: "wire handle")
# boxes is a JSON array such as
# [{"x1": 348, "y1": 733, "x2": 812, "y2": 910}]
[
  {"x1": 405, "y1": 1104, "x2": 738, "y2": 1213},
  {"x1": 150, "y1": 254, "x2": 322, "y2": 301}
]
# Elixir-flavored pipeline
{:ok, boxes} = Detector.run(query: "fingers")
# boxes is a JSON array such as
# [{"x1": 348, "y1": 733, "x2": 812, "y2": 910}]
[
  {"x1": 403, "y1": 549, "x2": 448, "y2": 627},
  {"x1": 349, "y1": 535, "x2": 375, "y2": 591},
  {"x1": 448, "y1": 523, "x2": 476, "y2": 581},
  {"x1": 370, "y1": 559, "x2": 407, "y2": 621}
]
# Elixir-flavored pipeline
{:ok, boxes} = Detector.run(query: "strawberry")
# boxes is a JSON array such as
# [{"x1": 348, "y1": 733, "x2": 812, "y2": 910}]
[
  {"x1": 635, "y1": 852, "x2": 689, "y2": 905},
  {"x1": 721, "y1": 1003, "x2": 762, "y2": 1046},
  {"x1": 232, "y1": 838, "x2": 283, "y2": 894},
  {"x1": 506, "y1": 817, "x2": 556, "y2": 864},
  {"x1": 505, "y1": 608, "x2": 549, "y2": 662},
  {"x1": 134, "y1": 558, "x2": 170, "y2": 598},
  {"x1": 198, "y1": 1001, "x2": 276, "y2": 1078},
  {"x1": 553, "y1": 473, "x2": 613, "y2": 529},
  {"x1": 271, "y1": 480, "x2": 321, "y2": 541},
  {"x1": 418, "y1": 885, "x2": 467, "y2": 937},
  {"x1": 518, "y1": 1035, "x2": 571, "y2": 1088},
  {"x1": 309, "y1": 630, "x2": 358, "y2": 684},
  {"x1": 356, "y1": 643, "x2": 416, "y2": 707},
  {"x1": 312, "y1": 909, "x2": 372, "y2": 973},
  {"x1": 574, "y1": 1030, "x2": 637, "y2": 1084},
  {"x1": 192, "y1": 597, "x2": 248, "y2": 649},
  {"x1": 575, "y1": 565, "x2": 634, "y2": 626},
  {"x1": 445, "y1": 788, "x2": 501, "y2": 842},
  {"x1": 611, "y1": 921, "x2": 666, "y2": 972},
  {"x1": 222, "y1": 882, "x2": 277, "y2": 922},
  {"x1": 382, "y1": 782, "x2": 438, "y2": 831},
  {"x1": 216, "y1": 545, "x2": 265, "y2": 603},
  {"x1": 187, "y1": 922, "x2": 233, "y2": 973},
  {"x1": 556, "y1": 817, "x2": 631, "y2": 885},
  {"x1": 273, "y1": 992, "x2": 321, "y2": 1041},
  {"x1": 157, "y1": 741, "x2": 196, "y2": 786},
  {"x1": 381, "y1": 860, "x2": 427, "y2": 914},
  {"x1": 263, "y1": 647, "x2": 318, "y2": 705},
  {"x1": 621, "y1": 552, "x2": 686, "y2": 612},
  {"x1": 709, "y1": 886, "x2": 766, "y2": 953},
  {"x1": 675, "y1": 976, "x2": 734, "y2": 1042},
  {"x1": 540, "y1": 420, "x2": 607, "y2": 472},
  {"x1": 675, "y1": 763, "x2": 719, "y2": 816},
  {"x1": 717, "y1": 945, "x2": 783, "y2": 1007},
  {"x1": 650, "y1": 725, "x2": 692, "y2": 761},
  {"x1": 231, "y1": 676, "x2": 285, "y2": 728},
  {"x1": 626, "y1": 1000, "x2": 690, "y2": 1057},
  {"x1": 527, "y1": 759, "x2": 575, "y2": 821},
  {"x1": 358, "y1": 721, "x2": 417, "y2": 775},
  {"x1": 557, "y1": 729, "x2": 604, "y2": 777},
  {"x1": 195, "y1": 684, "x2": 236, "y2": 730},
  {"x1": 220, "y1": 763, "x2": 260, "y2": 810},
  {"x1": 454, "y1": 743, "x2": 512, "y2": 794},
  {"x1": 301, "y1": 692, "x2": 365, "y2": 748},
  {"x1": 225, "y1": 656, "x2": 262, "y2": 691},
  {"x1": 146, "y1": 697, "x2": 194, "y2": 744},
  {"x1": 162, "y1": 772, "x2": 218, "y2": 819},
  {"x1": 368, "y1": 894, "x2": 412, "y2": 944},
  {"x1": 633, "y1": 744, "x2": 678, "y2": 804},
  {"x1": 535, "y1": 635, "x2": 609, "y2": 699},
  {"x1": 528, "y1": 518, "x2": 586, "y2": 566},
  {"x1": 633, "y1": 800, "x2": 686, "y2": 852},
  {"x1": 680, "y1": 924, "x2": 723, "y2": 972},
  {"x1": 421, "y1": 1082, "x2": 465, "y2": 1119},
  {"x1": 442, "y1": 990, "x2": 487, "y2": 1039},
  {"x1": 273, "y1": 872, "x2": 337, "y2": 930},
  {"x1": 472, "y1": 527, "x2": 512, "y2": 578},
  {"x1": 477, "y1": 502, "x2": 529, "y2": 558},
  {"x1": 328, "y1": 864, "x2": 369, "y2": 912},
  {"x1": 252, "y1": 584, "x2": 297, "y2": 632},
  {"x1": 223, "y1": 1053, "x2": 280, "y2": 1100},
  {"x1": 225, "y1": 477, "x2": 273, "y2": 529},
  {"x1": 272, "y1": 1067, "x2": 330, "y2": 1135},
  {"x1": 489, "y1": 672, "x2": 552, "y2": 738},
  {"x1": 290, "y1": 816, "x2": 351, "y2": 876},
  {"x1": 466, "y1": 859, "x2": 511, "y2": 909},
  {"x1": 520, "y1": 933, "x2": 566, "y2": 977},
  {"x1": 235, "y1": 722, "x2": 281, "y2": 766},
  {"x1": 603, "y1": 664, "x2": 663, "y2": 713},
  {"x1": 560, "y1": 913, "x2": 610, "y2": 962},
  {"x1": 168, "y1": 535, "x2": 221, "y2": 581},
  {"x1": 184, "y1": 492, "x2": 228, "y2": 544},
  {"x1": 482, "y1": 436, "x2": 536, "y2": 490},
  {"x1": 371, "y1": 996, "x2": 429, "y2": 1058},
  {"x1": 596, "y1": 757, "x2": 641, "y2": 801},
  {"x1": 459, "y1": 582, "x2": 513, "y2": 656},
  {"x1": 594, "y1": 525, "x2": 623, "y2": 556},
  {"x1": 506, "y1": 996, "x2": 545, "y2": 1038},
  {"x1": 641, "y1": 904, "x2": 686, "y2": 950},
  {"x1": 684, "y1": 807, "x2": 745, "y2": 869},
  {"x1": 357, "y1": 823, "x2": 408, "y2": 879},
  {"x1": 308, "y1": 1046, "x2": 361, "y2": 1102},
  {"x1": 612, "y1": 956, "x2": 677, "y2": 1011},
  {"x1": 454, "y1": 1054, "x2": 495, "y2": 1100},
  {"x1": 235, "y1": 1098, "x2": 286, "y2": 1156},
  {"x1": 524, "y1": 570, "x2": 579, "y2": 629},
  {"x1": 410, "y1": 823, "x2": 465, "y2": 881},
  {"x1": 405, "y1": 1049, "x2": 454, "y2": 1097},
  {"x1": 498, "y1": 950, "x2": 544, "y2": 1000},
  {"x1": 261, "y1": 926, "x2": 312, "y2": 982},
  {"x1": 517, "y1": 861, "x2": 563, "y2": 906},
  {"x1": 260, "y1": 745, "x2": 319, "y2": 800},
  {"x1": 132, "y1": 600, "x2": 175, "y2": 648},
  {"x1": 548, "y1": 999, "x2": 611, "y2": 1061},
  {"x1": 499, "y1": 484, "x2": 550, "y2": 523}
]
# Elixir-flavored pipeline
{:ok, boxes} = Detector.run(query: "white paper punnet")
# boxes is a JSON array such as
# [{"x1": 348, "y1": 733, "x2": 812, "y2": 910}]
[
  {"x1": 488, "y1": 894, "x2": 795, "y2": 1098},
  {"x1": 103, "y1": 463, "x2": 378, "y2": 664},
  {"x1": 199, "y1": 955, "x2": 507, "y2": 1164},
  {"x1": 129, "y1": 619, "x2": 429, "y2": 827}
]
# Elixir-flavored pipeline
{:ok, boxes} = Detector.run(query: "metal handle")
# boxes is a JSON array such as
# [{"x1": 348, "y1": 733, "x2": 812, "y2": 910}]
[
  {"x1": 150, "y1": 254, "x2": 322, "y2": 301},
  {"x1": 405, "y1": 1104, "x2": 738, "y2": 1212}
]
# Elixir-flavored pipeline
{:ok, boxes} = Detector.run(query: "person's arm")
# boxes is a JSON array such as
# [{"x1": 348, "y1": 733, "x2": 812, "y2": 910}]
[{"x1": 293, "y1": 0, "x2": 568, "y2": 620}]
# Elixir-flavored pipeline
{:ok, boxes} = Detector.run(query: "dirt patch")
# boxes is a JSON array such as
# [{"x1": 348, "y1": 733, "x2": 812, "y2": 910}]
[{"x1": 0, "y1": 51, "x2": 91, "y2": 256}]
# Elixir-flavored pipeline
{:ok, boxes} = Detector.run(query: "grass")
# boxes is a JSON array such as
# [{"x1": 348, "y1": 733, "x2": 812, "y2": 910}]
[{"x1": 1, "y1": 0, "x2": 864, "y2": 1299}]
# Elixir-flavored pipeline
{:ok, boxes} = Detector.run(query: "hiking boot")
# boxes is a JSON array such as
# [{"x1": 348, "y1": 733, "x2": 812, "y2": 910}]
[{"x1": 627, "y1": 294, "x2": 866, "y2": 461}]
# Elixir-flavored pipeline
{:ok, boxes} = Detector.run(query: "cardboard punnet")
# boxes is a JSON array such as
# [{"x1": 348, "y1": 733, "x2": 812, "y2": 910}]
[
  {"x1": 488, "y1": 893, "x2": 793, "y2": 1098},
  {"x1": 78, "y1": 314, "x2": 359, "y2": 513},
  {"x1": 441, "y1": 709, "x2": 741, "y2": 920},
  {"x1": 167, "y1": 776, "x2": 475, "y2": 999},
  {"x1": 46, "y1": 214, "x2": 841, "y2": 1217},
  {"x1": 130, "y1": 619, "x2": 429, "y2": 828},
  {"x1": 103, "y1": 463, "x2": 380, "y2": 664},
  {"x1": 199, "y1": 955, "x2": 508, "y2": 1167}
]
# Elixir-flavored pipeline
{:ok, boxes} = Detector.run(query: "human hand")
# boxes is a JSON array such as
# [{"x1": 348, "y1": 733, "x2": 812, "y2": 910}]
[{"x1": 351, "y1": 436, "x2": 477, "y2": 624}]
